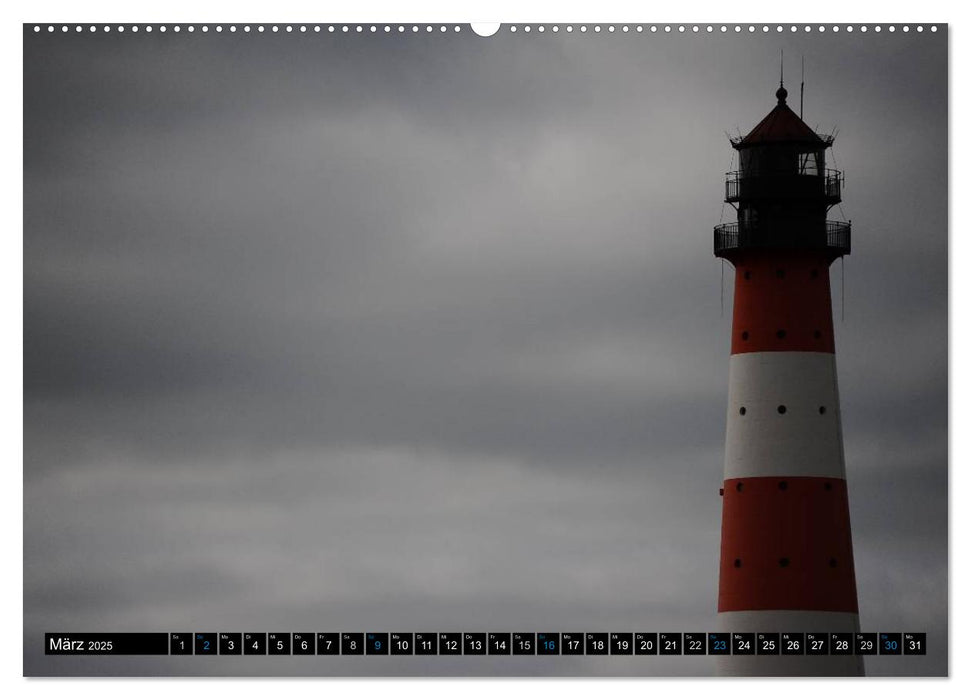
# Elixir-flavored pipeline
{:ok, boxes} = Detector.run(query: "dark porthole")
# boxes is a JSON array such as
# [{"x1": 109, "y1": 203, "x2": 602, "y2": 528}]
[
  {"x1": 811, "y1": 269, "x2": 819, "y2": 279},
  {"x1": 741, "y1": 331, "x2": 749, "y2": 341},
  {"x1": 776, "y1": 269, "x2": 785, "y2": 278},
  {"x1": 778, "y1": 481, "x2": 788, "y2": 490},
  {"x1": 734, "y1": 558, "x2": 742, "y2": 568},
  {"x1": 813, "y1": 330, "x2": 822, "y2": 339},
  {"x1": 824, "y1": 482, "x2": 833, "y2": 491},
  {"x1": 779, "y1": 557, "x2": 790, "y2": 568},
  {"x1": 829, "y1": 558, "x2": 838, "y2": 568},
  {"x1": 777, "y1": 405, "x2": 787, "y2": 414},
  {"x1": 739, "y1": 407, "x2": 747, "y2": 416},
  {"x1": 776, "y1": 329, "x2": 786, "y2": 339},
  {"x1": 819, "y1": 406, "x2": 827, "y2": 415},
  {"x1": 743, "y1": 270, "x2": 751, "y2": 280},
  {"x1": 735, "y1": 482, "x2": 743, "y2": 492}
]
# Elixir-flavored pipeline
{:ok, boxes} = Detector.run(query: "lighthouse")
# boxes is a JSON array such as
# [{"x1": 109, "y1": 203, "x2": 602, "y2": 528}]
[{"x1": 713, "y1": 80, "x2": 862, "y2": 676}]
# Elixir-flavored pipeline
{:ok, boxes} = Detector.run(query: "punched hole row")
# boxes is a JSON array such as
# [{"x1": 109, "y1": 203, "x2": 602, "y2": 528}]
[{"x1": 32, "y1": 24, "x2": 940, "y2": 34}]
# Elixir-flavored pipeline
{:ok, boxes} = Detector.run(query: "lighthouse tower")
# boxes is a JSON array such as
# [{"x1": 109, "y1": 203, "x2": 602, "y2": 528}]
[{"x1": 713, "y1": 82, "x2": 862, "y2": 676}]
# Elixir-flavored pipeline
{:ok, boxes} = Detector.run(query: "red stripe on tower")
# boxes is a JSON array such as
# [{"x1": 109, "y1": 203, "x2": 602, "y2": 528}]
[
  {"x1": 718, "y1": 477, "x2": 858, "y2": 613},
  {"x1": 712, "y1": 81, "x2": 862, "y2": 676},
  {"x1": 730, "y1": 251, "x2": 836, "y2": 354}
]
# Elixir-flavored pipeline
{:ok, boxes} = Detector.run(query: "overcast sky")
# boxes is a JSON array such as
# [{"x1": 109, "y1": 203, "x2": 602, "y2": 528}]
[{"x1": 23, "y1": 25, "x2": 947, "y2": 676}]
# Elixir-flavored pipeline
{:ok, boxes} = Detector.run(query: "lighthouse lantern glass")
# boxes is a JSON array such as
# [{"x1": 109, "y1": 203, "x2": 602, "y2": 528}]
[{"x1": 739, "y1": 145, "x2": 826, "y2": 178}]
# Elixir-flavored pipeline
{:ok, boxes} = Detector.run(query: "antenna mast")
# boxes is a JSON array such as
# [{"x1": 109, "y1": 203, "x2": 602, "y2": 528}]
[{"x1": 800, "y1": 57, "x2": 805, "y2": 119}]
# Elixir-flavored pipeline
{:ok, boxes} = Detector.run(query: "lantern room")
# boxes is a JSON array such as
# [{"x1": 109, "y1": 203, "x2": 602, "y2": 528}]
[{"x1": 714, "y1": 85, "x2": 850, "y2": 261}]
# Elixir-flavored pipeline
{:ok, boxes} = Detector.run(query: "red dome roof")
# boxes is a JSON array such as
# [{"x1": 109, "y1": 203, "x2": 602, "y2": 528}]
[{"x1": 736, "y1": 87, "x2": 826, "y2": 147}]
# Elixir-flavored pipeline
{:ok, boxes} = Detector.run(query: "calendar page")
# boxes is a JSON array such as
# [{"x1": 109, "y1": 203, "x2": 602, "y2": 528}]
[{"x1": 22, "y1": 18, "x2": 948, "y2": 678}]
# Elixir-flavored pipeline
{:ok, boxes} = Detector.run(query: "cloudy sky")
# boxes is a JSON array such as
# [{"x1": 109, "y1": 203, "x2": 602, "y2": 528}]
[{"x1": 23, "y1": 25, "x2": 947, "y2": 676}]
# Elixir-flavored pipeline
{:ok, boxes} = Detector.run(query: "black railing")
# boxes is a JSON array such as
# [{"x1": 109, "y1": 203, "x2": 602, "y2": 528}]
[
  {"x1": 729, "y1": 132, "x2": 835, "y2": 148},
  {"x1": 713, "y1": 220, "x2": 851, "y2": 258},
  {"x1": 725, "y1": 169, "x2": 843, "y2": 203}
]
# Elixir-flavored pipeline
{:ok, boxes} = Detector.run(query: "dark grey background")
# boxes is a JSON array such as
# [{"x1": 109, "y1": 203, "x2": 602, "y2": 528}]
[{"x1": 23, "y1": 24, "x2": 947, "y2": 676}]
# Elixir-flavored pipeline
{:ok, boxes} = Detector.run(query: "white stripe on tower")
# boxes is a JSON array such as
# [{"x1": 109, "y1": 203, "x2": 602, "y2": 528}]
[
  {"x1": 725, "y1": 352, "x2": 845, "y2": 480},
  {"x1": 717, "y1": 611, "x2": 863, "y2": 676}
]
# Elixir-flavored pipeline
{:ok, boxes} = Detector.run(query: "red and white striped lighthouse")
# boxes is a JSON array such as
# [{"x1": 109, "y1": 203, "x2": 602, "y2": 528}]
[{"x1": 713, "y1": 82, "x2": 862, "y2": 676}]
